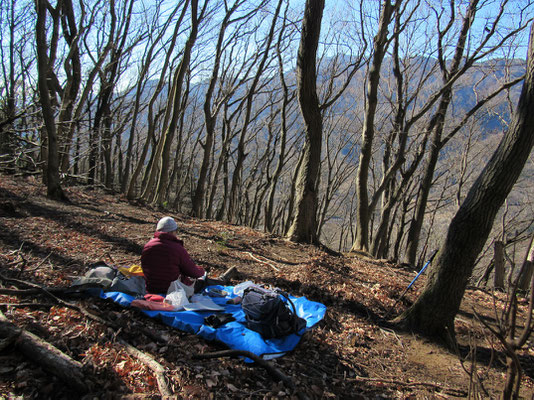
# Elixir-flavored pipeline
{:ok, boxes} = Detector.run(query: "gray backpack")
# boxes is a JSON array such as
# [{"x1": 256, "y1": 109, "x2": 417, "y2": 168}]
[{"x1": 241, "y1": 286, "x2": 306, "y2": 339}]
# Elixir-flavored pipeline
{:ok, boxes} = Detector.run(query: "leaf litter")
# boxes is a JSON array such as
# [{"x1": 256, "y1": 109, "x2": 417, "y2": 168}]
[{"x1": 0, "y1": 174, "x2": 533, "y2": 398}]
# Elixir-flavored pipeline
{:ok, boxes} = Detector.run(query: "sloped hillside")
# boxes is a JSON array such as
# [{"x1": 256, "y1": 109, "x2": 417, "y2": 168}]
[{"x1": 0, "y1": 174, "x2": 533, "y2": 399}]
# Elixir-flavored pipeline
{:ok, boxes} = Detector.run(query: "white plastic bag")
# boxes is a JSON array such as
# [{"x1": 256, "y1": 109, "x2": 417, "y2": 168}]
[
  {"x1": 232, "y1": 281, "x2": 258, "y2": 297},
  {"x1": 165, "y1": 279, "x2": 194, "y2": 310}
]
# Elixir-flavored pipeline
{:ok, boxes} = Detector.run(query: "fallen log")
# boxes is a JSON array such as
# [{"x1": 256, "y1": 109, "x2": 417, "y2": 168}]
[{"x1": 0, "y1": 310, "x2": 88, "y2": 393}]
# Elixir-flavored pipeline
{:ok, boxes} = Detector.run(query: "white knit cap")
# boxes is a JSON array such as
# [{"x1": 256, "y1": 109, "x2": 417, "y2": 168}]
[{"x1": 156, "y1": 216, "x2": 178, "y2": 232}]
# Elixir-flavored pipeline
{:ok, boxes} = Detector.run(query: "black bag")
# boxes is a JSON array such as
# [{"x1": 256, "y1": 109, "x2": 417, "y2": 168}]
[{"x1": 241, "y1": 286, "x2": 306, "y2": 339}]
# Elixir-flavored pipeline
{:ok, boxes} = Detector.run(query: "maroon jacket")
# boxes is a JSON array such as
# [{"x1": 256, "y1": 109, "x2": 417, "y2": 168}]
[{"x1": 141, "y1": 231, "x2": 205, "y2": 293}]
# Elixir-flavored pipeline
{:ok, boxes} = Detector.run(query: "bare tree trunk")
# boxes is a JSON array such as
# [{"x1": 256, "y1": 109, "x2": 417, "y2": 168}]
[
  {"x1": 351, "y1": 0, "x2": 396, "y2": 252},
  {"x1": 191, "y1": 0, "x2": 247, "y2": 217},
  {"x1": 404, "y1": 0, "x2": 479, "y2": 265},
  {"x1": 121, "y1": 4, "x2": 182, "y2": 193},
  {"x1": 227, "y1": 0, "x2": 283, "y2": 223},
  {"x1": 55, "y1": 0, "x2": 82, "y2": 174},
  {"x1": 35, "y1": 0, "x2": 68, "y2": 202},
  {"x1": 394, "y1": 22, "x2": 534, "y2": 341},
  {"x1": 0, "y1": 0, "x2": 18, "y2": 172},
  {"x1": 518, "y1": 234, "x2": 534, "y2": 292},
  {"x1": 264, "y1": 3, "x2": 292, "y2": 233},
  {"x1": 153, "y1": 0, "x2": 202, "y2": 207},
  {"x1": 494, "y1": 240, "x2": 505, "y2": 290},
  {"x1": 286, "y1": 0, "x2": 324, "y2": 244},
  {"x1": 126, "y1": 4, "x2": 187, "y2": 200}
]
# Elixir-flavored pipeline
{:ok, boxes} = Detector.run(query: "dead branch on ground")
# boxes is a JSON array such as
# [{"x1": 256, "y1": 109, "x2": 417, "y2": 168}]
[
  {"x1": 119, "y1": 339, "x2": 172, "y2": 397},
  {"x1": 193, "y1": 349, "x2": 309, "y2": 400},
  {"x1": 246, "y1": 252, "x2": 280, "y2": 272},
  {"x1": 0, "y1": 272, "x2": 168, "y2": 344}
]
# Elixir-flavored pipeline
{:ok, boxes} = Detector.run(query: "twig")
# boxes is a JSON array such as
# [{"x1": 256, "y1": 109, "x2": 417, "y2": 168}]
[
  {"x1": 24, "y1": 252, "x2": 53, "y2": 272},
  {"x1": 347, "y1": 375, "x2": 467, "y2": 396},
  {"x1": 0, "y1": 272, "x2": 103, "y2": 320},
  {"x1": 0, "y1": 287, "x2": 87, "y2": 296},
  {"x1": 379, "y1": 327, "x2": 405, "y2": 349},
  {"x1": 0, "y1": 302, "x2": 55, "y2": 309},
  {"x1": 6, "y1": 242, "x2": 25, "y2": 257},
  {"x1": 245, "y1": 252, "x2": 280, "y2": 272},
  {"x1": 6, "y1": 259, "x2": 25, "y2": 268},
  {"x1": 106, "y1": 252, "x2": 116, "y2": 264},
  {"x1": 193, "y1": 349, "x2": 309, "y2": 400},
  {"x1": 119, "y1": 339, "x2": 172, "y2": 397}
]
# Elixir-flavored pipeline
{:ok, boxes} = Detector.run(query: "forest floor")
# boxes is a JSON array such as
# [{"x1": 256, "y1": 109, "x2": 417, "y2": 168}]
[{"x1": 0, "y1": 173, "x2": 533, "y2": 399}]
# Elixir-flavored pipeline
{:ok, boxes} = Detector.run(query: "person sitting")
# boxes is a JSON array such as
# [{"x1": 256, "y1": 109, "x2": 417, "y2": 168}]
[{"x1": 141, "y1": 216, "x2": 206, "y2": 294}]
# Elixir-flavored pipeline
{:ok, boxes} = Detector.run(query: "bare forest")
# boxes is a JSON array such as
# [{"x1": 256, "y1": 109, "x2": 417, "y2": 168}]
[{"x1": 2, "y1": 0, "x2": 534, "y2": 398}]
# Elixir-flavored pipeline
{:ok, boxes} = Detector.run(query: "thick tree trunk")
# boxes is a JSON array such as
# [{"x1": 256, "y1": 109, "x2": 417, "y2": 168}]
[
  {"x1": 403, "y1": 0, "x2": 479, "y2": 265},
  {"x1": 494, "y1": 241, "x2": 505, "y2": 290},
  {"x1": 394, "y1": 22, "x2": 534, "y2": 340},
  {"x1": 35, "y1": 0, "x2": 68, "y2": 202},
  {"x1": 286, "y1": 0, "x2": 324, "y2": 244}
]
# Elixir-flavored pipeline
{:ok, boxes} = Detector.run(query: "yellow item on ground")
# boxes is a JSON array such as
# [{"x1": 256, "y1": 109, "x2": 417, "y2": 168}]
[{"x1": 118, "y1": 264, "x2": 144, "y2": 277}]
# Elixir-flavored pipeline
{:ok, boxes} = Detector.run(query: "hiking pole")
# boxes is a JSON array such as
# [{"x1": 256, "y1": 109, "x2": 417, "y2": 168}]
[{"x1": 385, "y1": 250, "x2": 438, "y2": 319}]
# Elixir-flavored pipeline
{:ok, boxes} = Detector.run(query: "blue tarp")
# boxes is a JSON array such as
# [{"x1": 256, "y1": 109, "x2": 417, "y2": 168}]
[{"x1": 98, "y1": 285, "x2": 326, "y2": 360}]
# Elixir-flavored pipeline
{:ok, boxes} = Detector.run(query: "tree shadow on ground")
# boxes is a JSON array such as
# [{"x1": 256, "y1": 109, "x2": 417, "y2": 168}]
[
  {"x1": 0, "y1": 220, "x2": 83, "y2": 269},
  {"x1": 0, "y1": 188, "x2": 144, "y2": 257},
  {"x1": 255, "y1": 274, "x2": 534, "y2": 386}
]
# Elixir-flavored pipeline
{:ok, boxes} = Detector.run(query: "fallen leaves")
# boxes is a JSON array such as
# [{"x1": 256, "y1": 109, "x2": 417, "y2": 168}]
[{"x1": 1, "y1": 173, "x2": 534, "y2": 399}]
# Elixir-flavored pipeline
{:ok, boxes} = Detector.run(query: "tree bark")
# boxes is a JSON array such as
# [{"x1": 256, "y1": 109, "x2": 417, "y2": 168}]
[
  {"x1": 0, "y1": 311, "x2": 87, "y2": 393},
  {"x1": 191, "y1": 0, "x2": 245, "y2": 217},
  {"x1": 518, "y1": 234, "x2": 534, "y2": 292},
  {"x1": 152, "y1": 0, "x2": 201, "y2": 207},
  {"x1": 126, "y1": 4, "x2": 187, "y2": 200},
  {"x1": 494, "y1": 240, "x2": 505, "y2": 290},
  {"x1": 227, "y1": 0, "x2": 283, "y2": 223},
  {"x1": 35, "y1": 0, "x2": 68, "y2": 202},
  {"x1": 394, "y1": 22, "x2": 534, "y2": 340},
  {"x1": 351, "y1": 0, "x2": 396, "y2": 252},
  {"x1": 404, "y1": 0, "x2": 479, "y2": 265},
  {"x1": 286, "y1": 0, "x2": 324, "y2": 244},
  {"x1": 264, "y1": 7, "x2": 292, "y2": 232}
]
